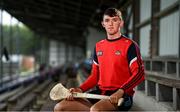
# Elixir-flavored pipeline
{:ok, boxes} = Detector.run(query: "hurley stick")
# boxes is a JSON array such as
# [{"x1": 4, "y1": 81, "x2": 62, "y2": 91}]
[{"x1": 50, "y1": 83, "x2": 124, "y2": 106}]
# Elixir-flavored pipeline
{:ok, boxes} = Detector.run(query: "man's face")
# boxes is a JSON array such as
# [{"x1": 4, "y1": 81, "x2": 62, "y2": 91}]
[{"x1": 102, "y1": 15, "x2": 123, "y2": 35}]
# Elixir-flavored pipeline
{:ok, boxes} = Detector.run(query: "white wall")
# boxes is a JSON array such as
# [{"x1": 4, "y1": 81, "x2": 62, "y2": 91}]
[
  {"x1": 139, "y1": 0, "x2": 151, "y2": 57},
  {"x1": 127, "y1": 5, "x2": 133, "y2": 39},
  {"x1": 140, "y1": 0, "x2": 151, "y2": 22},
  {"x1": 58, "y1": 42, "x2": 66, "y2": 66},
  {"x1": 140, "y1": 25, "x2": 151, "y2": 57},
  {"x1": 49, "y1": 40, "x2": 85, "y2": 66},
  {"x1": 127, "y1": 5, "x2": 133, "y2": 30},
  {"x1": 160, "y1": 0, "x2": 178, "y2": 10},
  {"x1": 159, "y1": 11, "x2": 179, "y2": 57},
  {"x1": 49, "y1": 40, "x2": 59, "y2": 67},
  {"x1": 67, "y1": 45, "x2": 73, "y2": 62}
]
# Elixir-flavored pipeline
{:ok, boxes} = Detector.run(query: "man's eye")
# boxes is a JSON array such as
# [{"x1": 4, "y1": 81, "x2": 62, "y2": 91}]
[
  {"x1": 105, "y1": 19, "x2": 109, "y2": 22},
  {"x1": 112, "y1": 18, "x2": 118, "y2": 22}
]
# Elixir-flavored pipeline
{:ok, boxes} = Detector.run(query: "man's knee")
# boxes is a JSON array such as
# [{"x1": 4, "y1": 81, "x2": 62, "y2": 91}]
[
  {"x1": 54, "y1": 102, "x2": 67, "y2": 111},
  {"x1": 90, "y1": 104, "x2": 103, "y2": 111}
]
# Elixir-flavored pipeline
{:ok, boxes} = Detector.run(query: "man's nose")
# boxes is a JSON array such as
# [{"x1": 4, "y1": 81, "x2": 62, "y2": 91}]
[{"x1": 109, "y1": 20, "x2": 113, "y2": 25}]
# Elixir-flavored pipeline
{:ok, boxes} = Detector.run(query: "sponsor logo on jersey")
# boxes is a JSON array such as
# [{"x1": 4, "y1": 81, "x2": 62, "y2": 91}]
[{"x1": 97, "y1": 51, "x2": 103, "y2": 56}]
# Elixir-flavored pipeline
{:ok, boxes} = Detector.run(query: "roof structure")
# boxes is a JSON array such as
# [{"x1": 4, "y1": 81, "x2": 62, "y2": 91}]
[{"x1": 1, "y1": 0, "x2": 128, "y2": 47}]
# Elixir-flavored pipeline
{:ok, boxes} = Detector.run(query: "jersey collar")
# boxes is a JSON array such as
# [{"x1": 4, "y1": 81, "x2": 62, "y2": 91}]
[{"x1": 106, "y1": 35, "x2": 123, "y2": 42}]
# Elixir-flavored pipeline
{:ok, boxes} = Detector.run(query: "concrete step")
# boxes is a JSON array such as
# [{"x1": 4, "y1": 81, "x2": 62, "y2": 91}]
[{"x1": 132, "y1": 90, "x2": 174, "y2": 111}]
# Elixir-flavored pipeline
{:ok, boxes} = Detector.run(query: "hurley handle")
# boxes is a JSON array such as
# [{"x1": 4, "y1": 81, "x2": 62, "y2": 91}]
[
  {"x1": 49, "y1": 83, "x2": 124, "y2": 106},
  {"x1": 72, "y1": 92, "x2": 124, "y2": 106}
]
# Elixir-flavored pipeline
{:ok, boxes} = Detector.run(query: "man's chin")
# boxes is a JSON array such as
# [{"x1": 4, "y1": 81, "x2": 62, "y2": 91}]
[{"x1": 108, "y1": 32, "x2": 116, "y2": 35}]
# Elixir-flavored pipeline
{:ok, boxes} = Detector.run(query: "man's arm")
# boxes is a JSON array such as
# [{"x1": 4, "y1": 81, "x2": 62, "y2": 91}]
[
  {"x1": 120, "y1": 43, "x2": 145, "y2": 93},
  {"x1": 79, "y1": 48, "x2": 99, "y2": 92}
]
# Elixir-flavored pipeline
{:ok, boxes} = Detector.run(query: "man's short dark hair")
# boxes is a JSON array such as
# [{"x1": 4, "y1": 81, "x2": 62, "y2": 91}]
[{"x1": 103, "y1": 8, "x2": 123, "y2": 20}]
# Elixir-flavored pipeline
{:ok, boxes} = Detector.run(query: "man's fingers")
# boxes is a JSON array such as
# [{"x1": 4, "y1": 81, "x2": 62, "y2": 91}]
[
  {"x1": 110, "y1": 96, "x2": 119, "y2": 104},
  {"x1": 69, "y1": 88, "x2": 75, "y2": 93},
  {"x1": 66, "y1": 94, "x2": 74, "y2": 100}
]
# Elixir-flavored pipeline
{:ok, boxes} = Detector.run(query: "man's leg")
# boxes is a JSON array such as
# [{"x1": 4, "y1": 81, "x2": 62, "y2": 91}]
[
  {"x1": 54, "y1": 98, "x2": 92, "y2": 111},
  {"x1": 90, "y1": 94, "x2": 133, "y2": 111},
  {"x1": 90, "y1": 99, "x2": 117, "y2": 111}
]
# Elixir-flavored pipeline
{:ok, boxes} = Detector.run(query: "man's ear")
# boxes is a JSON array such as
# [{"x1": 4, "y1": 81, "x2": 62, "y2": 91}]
[
  {"x1": 101, "y1": 21, "x2": 105, "y2": 27},
  {"x1": 120, "y1": 20, "x2": 124, "y2": 28}
]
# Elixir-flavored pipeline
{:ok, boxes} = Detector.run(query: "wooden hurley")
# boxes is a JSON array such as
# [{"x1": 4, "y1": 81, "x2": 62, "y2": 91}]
[{"x1": 49, "y1": 83, "x2": 124, "y2": 106}]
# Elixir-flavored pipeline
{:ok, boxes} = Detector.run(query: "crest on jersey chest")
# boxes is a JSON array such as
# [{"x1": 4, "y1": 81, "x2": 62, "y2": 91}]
[{"x1": 115, "y1": 50, "x2": 121, "y2": 55}]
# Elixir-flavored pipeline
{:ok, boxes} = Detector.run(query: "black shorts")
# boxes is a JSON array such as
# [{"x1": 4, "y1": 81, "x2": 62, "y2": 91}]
[{"x1": 88, "y1": 87, "x2": 133, "y2": 111}]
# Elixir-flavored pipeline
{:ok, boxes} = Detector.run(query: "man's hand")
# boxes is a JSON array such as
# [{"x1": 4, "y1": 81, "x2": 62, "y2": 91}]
[
  {"x1": 66, "y1": 88, "x2": 83, "y2": 101},
  {"x1": 109, "y1": 89, "x2": 124, "y2": 104}
]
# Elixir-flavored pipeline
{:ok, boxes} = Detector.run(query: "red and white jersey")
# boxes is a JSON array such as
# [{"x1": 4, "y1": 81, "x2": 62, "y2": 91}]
[{"x1": 80, "y1": 35, "x2": 145, "y2": 96}]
